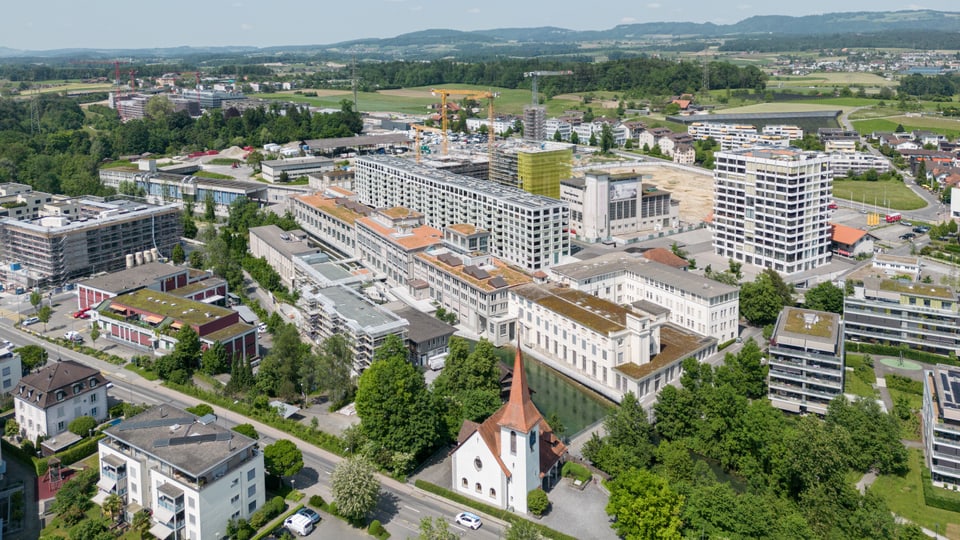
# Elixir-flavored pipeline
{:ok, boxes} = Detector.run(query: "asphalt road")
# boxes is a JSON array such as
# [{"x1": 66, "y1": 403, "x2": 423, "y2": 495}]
[{"x1": 0, "y1": 320, "x2": 506, "y2": 539}]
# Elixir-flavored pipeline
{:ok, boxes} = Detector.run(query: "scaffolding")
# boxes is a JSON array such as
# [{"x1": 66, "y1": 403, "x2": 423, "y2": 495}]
[{"x1": 489, "y1": 141, "x2": 573, "y2": 199}]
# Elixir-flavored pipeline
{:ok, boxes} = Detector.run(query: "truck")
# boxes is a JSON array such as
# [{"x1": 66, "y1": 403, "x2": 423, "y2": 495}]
[{"x1": 885, "y1": 213, "x2": 902, "y2": 223}]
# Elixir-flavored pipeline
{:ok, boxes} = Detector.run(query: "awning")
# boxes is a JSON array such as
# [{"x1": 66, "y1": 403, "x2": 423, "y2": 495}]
[
  {"x1": 92, "y1": 490, "x2": 110, "y2": 505},
  {"x1": 200, "y1": 295, "x2": 224, "y2": 304},
  {"x1": 144, "y1": 314, "x2": 165, "y2": 325},
  {"x1": 153, "y1": 505, "x2": 175, "y2": 524},
  {"x1": 149, "y1": 523, "x2": 175, "y2": 540},
  {"x1": 96, "y1": 477, "x2": 117, "y2": 492}
]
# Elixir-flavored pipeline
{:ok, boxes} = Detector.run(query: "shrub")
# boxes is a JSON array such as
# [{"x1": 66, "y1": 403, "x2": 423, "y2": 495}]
[
  {"x1": 185, "y1": 404, "x2": 215, "y2": 416},
  {"x1": 67, "y1": 415, "x2": 97, "y2": 436},
  {"x1": 369, "y1": 519, "x2": 389, "y2": 539},
  {"x1": 561, "y1": 461, "x2": 592, "y2": 483},
  {"x1": 922, "y1": 467, "x2": 960, "y2": 512},
  {"x1": 887, "y1": 374, "x2": 923, "y2": 395},
  {"x1": 308, "y1": 495, "x2": 325, "y2": 508},
  {"x1": 527, "y1": 488, "x2": 550, "y2": 517}
]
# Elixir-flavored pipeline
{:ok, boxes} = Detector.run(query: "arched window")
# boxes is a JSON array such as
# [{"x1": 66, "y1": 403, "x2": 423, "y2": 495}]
[
  {"x1": 461, "y1": 477, "x2": 468, "y2": 488},
  {"x1": 489, "y1": 488, "x2": 496, "y2": 498},
  {"x1": 475, "y1": 482, "x2": 482, "y2": 493},
  {"x1": 510, "y1": 431, "x2": 517, "y2": 455},
  {"x1": 529, "y1": 429, "x2": 537, "y2": 450}
]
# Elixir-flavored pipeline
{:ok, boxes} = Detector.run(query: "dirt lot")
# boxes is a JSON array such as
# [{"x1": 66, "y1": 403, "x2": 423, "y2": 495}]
[{"x1": 599, "y1": 165, "x2": 715, "y2": 223}]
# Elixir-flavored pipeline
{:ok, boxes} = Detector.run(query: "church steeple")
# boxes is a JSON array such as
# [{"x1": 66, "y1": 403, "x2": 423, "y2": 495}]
[{"x1": 498, "y1": 342, "x2": 542, "y2": 433}]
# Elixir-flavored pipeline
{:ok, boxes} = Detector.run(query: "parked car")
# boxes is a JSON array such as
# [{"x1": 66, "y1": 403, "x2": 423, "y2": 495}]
[
  {"x1": 72, "y1": 310, "x2": 90, "y2": 319},
  {"x1": 64, "y1": 331, "x2": 83, "y2": 343},
  {"x1": 22, "y1": 317, "x2": 39, "y2": 326},
  {"x1": 296, "y1": 507, "x2": 321, "y2": 525},
  {"x1": 827, "y1": 202, "x2": 838, "y2": 210},
  {"x1": 899, "y1": 233, "x2": 916, "y2": 240},
  {"x1": 283, "y1": 514, "x2": 314, "y2": 536},
  {"x1": 455, "y1": 512, "x2": 482, "y2": 530},
  {"x1": 900, "y1": 221, "x2": 913, "y2": 227}
]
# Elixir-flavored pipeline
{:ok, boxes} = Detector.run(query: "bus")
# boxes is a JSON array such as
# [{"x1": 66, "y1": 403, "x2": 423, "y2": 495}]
[{"x1": 885, "y1": 213, "x2": 902, "y2": 223}]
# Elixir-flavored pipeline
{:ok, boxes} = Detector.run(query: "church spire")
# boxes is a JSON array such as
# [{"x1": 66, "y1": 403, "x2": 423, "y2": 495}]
[{"x1": 498, "y1": 340, "x2": 542, "y2": 433}]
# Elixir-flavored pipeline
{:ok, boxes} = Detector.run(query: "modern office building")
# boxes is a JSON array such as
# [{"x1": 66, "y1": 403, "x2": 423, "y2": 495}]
[
  {"x1": 712, "y1": 148, "x2": 833, "y2": 274},
  {"x1": 767, "y1": 307, "x2": 844, "y2": 415},
  {"x1": 560, "y1": 171, "x2": 680, "y2": 243},
  {"x1": 0, "y1": 195, "x2": 182, "y2": 288},
  {"x1": 923, "y1": 364, "x2": 960, "y2": 488},
  {"x1": 261, "y1": 156, "x2": 335, "y2": 183},
  {"x1": 15, "y1": 360, "x2": 108, "y2": 445},
  {"x1": 96, "y1": 405, "x2": 265, "y2": 539},
  {"x1": 354, "y1": 156, "x2": 569, "y2": 271},
  {"x1": 844, "y1": 277, "x2": 960, "y2": 357},
  {"x1": 248, "y1": 225, "x2": 322, "y2": 290},
  {"x1": 355, "y1": 208, "x2": 443, "y2": 288},
  {"x1": 549, "y1": 252, "x2": 740, "y2": 343}
]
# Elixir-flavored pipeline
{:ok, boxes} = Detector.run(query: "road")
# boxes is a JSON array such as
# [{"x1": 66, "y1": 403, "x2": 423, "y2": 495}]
[{"x1": 0, "y1": 320, "x2": 506, "y2": 539}]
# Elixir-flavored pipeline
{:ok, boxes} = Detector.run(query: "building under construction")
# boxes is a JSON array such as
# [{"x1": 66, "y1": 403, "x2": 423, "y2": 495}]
[
  {"x1": 489, "y1": 140, "x2": 573, "y2": 199},
  {"x1": 523, "y1": 106, "x2": 547, "y2": 142}
]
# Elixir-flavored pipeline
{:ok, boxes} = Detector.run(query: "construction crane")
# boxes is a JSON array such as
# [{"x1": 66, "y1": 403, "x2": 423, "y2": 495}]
[
  {"x1": 69, "y1": 59, "x2": 132, "y2": 116},
  {"x1": 429, "y1": 88, "x2": 499, "y2": 165},
  {"x1": 523, "y1": 70, "x2": 573, "y2": 107},
  {"x1": 411, "y1": 124, "x2": 444, "y2": 163}
]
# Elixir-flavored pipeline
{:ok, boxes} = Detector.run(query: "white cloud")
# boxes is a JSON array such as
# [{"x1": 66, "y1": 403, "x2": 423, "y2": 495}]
[
  {"x1": 240, "y1": 23, "x2": 253, "y2": 31},
  {"x1": 647, "y1": 3, "x2": 661, "y2": 8},
  {"x1": 467, "y1": 7, "x2": 480, "y2": 14}
]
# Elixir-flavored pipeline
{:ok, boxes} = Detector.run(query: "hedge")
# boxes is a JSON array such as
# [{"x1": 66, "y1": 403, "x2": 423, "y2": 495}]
[
  {"x1": 251, "y1": 503, "x2": 304, "y2": 540},
  {"x1": 414, "y1": 480, "x2": 576, "y2": 540},
  {"x1": 1, "y1": 432, "x2": 104, "y2": 477},
  {"x1": 369, "y1": 519, "x2": 390, "y2": 540},
  {"x1": 845, "y1": 342, "x2": 956, "y2": 366},
  {"x1": 164, "y1": 382, "x2": 346, "y2": 456},
  {"x1": 922, "y1": 467, "x2": 960, "y2": 513}
]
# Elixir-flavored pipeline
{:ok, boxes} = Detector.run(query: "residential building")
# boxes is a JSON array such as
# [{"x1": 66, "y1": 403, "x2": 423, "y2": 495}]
[
  {"x1": 76, "y1": 262, "x2": 223, "y2": 311},
  {"x1": 451, "y1": 346, "x2": 566, "y2": 514},
  {"x1": 385, "y1": 302, "x2": 456, "y2": 368},
  {"x1": 355, "y1": 208, "x2": 443, "y2": 287},
  {"x1": 873, "y1": 254, "x2": 921, "y2": 280},
  {"x1": 673, "y1": 144, "x2": 695, "y2": 165},
  {"x1": 412, "y1": 226, "x2": 531, "y2": 346},
  {"x1": 545, "y1": 118, "x2": 572, "y2": 142},
  {"x1": 825, "y1": 138, "x2": 858, "y2": 154},
  {"x1": 0, "y1": 183, "x2": 53, "y2": 220},
  {"x1": 353, "y1": 156, "x2": 569, "y2": 272},
  {"x1": 489, "y1": 141, "x2": 574, "y2": 199},
  {"x1": 261, "y1": 156, "x2": 335, "y2": 183},
  {"x1": 712, "y1": 148, "x2": 833, "y2": 274},
  {"x1": 638, "y1": 127, "x2": 673, "y2": 151},
  {"x1": 560, "y1": 171, "x2": 680, "y2": 243},
  {"x1": 829, "y1": 152, "x2": 892, "y2": 176},
  {"x1": 830, "y1": 223, "x2": 876, "y2": 257},
  {"x1": 767, "y1": 307, "x2": 844, "y2": 415},
  {"x1": 923, "y1": 364, "x2": 960, "y2": 488},
  {"x1": 523, "y1": 106, "x2": 547, "y2": 142},
  {"x1": 0, "y1": 192, "x2": 182, "y2": 288},
  {"x1": 687, "y1": 122, "x2": 796, "y2": 151},
  {"x1": 298, "y1": 285, "x2": 408, "y2": 374},
  {"x1": 511, "y1": 283, "x2": 715, "y2": 404},
  {"x1": 657, "y1": 133, "x2": 694, "y2": 158},
  {"x1": 176, "y1": 89, "x2": 245, "y2": 109},
  {"x1": 0, "y1": 345, "x2": 21, "y2": 395},
  {"x1": 93, "y1": 289, "x2": 258, "y2": 361},
  {"x1": 249, "y1": 225, "x2": 322, "y2": 290},
  {"x1": 97, "y1": 405, "x2": 264, "y2": 539},
  {"x1": 845, "y1": 276, "x2": 960, "y2": 357},
  {"x1": 549, "y1": 253, "x2": 739, "y2": 343},
  {"x1": 291, "y1": 188, "x2": 372, "y2": 257},
  {"x1": 762, "y1": 125, "x2": 804, "y2": 140},
  {"x1": 14, "y1": 360, "x2": 108, "y2": 444}
]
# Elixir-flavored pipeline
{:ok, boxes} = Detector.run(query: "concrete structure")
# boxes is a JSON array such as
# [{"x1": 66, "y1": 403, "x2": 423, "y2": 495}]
[
  {"x1": 452, "y1": 346, "x2": 566, "y2": 514},
  {"x1": 261, "y1": 156, "x2": 335, "y2": 183},
  {"x1": 355, "y1": 208, "x2": 443, "y2": 287},
  {"x1": 93, "y1": 289, "x2": 257, "y2": 360},
  {"x1": 386, "y1": 302, "x2": 456, "y2": 368},
  {"x1": 712, "y1": 148, "x2": 833, "y2": 274},
  {"x1": 291, "y1": 188, "x2": 372, "y2": 257},
  {"x1": 176, "y1": 89, "x2": 245, "y2": 109},
  {"x1": 293, "y1": 253, "x2": 367, "y2": 290},
  {"x1": 768, "y1": 307, "x2": 844, "y2": 415},
  {"x1": 248, "y1": 226, "x2": 321, "y2": 290},
  {"x1": 76, "y1": 263, "x2": 223, "y2": 311},
  {"x1": 14, "y1": 360, "x2": 108, "y2": 444},
  {"x1": 830, "y1": 223, "x2": 876, "y2": 257},
  {"x1": 560, "y1": 171, "x2": 680, "y2": 243},
  {"x1": 0, "y1": 194, "x2": 182, "y2": 288},
  {"x1": 298, "y1": 285, "x2": 408, "y2": 374},
  {"x1": 412, "y1": 226, "x2": 531, "y2": 346},
  {"x1": 0, "y1": 183, "x2": 53, "y2": 220},
  {"x1": 523, "y1": 106, "x2": 547, "y2": 142},
  {"x1": 512, "y1": 283, "x2": 715, "y2": 403},
  {"x1": 845, "y1": 276, "x2": 960, "y2": 357},
  {"x1": 97, "y1": 405, "x2": 264, "y2": 539},
  {"x1": 687, "y1": 122, "x2": 798, "y2": 151},
  {"x1": 550, "y1": 253, "x2": 739, "y2": 343},
  {"x1": 354, "y1": 156, "x2": 569, "y2": 272},
  {"x1": 489, "y1": 141, "x2": 573, "y2": 199},
  {"x1": 923, "y1": 365, "x2": 960, "y2": 488}
]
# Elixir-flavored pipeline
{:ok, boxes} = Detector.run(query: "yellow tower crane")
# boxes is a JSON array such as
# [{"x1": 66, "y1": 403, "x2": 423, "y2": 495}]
[
  {"x1": 411, "y1": 124, "x2": 444, "y2": 163},
  {"x1": 430, "y1": 89, "x2": 499, "y2": 169}
]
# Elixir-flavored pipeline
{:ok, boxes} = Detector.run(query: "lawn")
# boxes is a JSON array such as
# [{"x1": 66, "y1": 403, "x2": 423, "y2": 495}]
[
  {"x1": 767, "y1": 72, "x2": 896, "y2": 87},
  {"x1": 844, "y1": 353, "x2": 878, "y2": 399},
  {"x1": 194, "y1": 170, "x2": 236, "y2": 180},
  {"x1": 872, "y1": 448, "x2": 960, "y2": 534},
  {"x1": 712, "y1": 102, "x2": 846, "y2": 114},
  {"x1": 853, "y1": 116, "x2": 960, "y2": 139},
  {"x1": 833, "y1": 178, "x2": 927, "y2": 211}
]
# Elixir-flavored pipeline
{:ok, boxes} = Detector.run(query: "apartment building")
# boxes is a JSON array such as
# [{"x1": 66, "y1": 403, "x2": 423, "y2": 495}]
[
  {"x1": 560, "y1": 171, "x2": 680, "y2": 243},
  {"x1": 687, "y1": 123, "x2": 796, "y2": 151},
  {"x1": 549, "y1": 253, "x2": 738, "y2": 342},
  {"x1": 768, "y1": 307, "x2": 844, "y2": 415},
  {"x1": 355, "y1": 208, "x2": 443, "y2": 288},
  {"x1": 96, "y1": 405, "x2": 264, "y2": 539},
  {"x1": 15, "y1": 360, "x2": 108, "y2": 444},
  {"x1": 712, "y1": 148, "x2": 833, "y2": 274},
  {"x1": 923, "y1": 364, "x2": 960, "y2": 488},
  {"x1": 844, "y1": 277, "x2": 960, "y2": 356},
  {"x1": 829, "y1": 152, "x2": 892, "y2": 176},
  {"x1": 412, "y1": 226, "x2": 531, "y2": 346},
  {"x1": 248, "y1": 225, "x2": 322, "y2": 290},
  {"x1": 0, "y1": 183, "x2": 54, "y2": 220},
  {"x1": 0, "y1": 195, "x2": 182, "y2": 289},
  {"x1": 0, "y1": 344, "x2": 21, "y2": 395},
  {"x1": 290, "y1": 187, "x2": 372, "y2": 257},
  {"x1": 353, "y1": 156, "x2": 569, "y2": 272}
]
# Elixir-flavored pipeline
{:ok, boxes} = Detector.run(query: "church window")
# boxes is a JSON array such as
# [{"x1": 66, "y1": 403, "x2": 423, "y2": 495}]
[
  {"x1": 474, "y1": 457, "x2": 483, "y2": 471},
  {"x1": 510, "y1": 431, "x2": 517, "y2": 455},
  {"x1": 462, "y1": 477, "x2": 468, "y2": 488},
  {"x1": 489, "y1": 488, "x2": 496, "y2": 498},
  {"x1": 475, "y1": 482, "x2": 482, "y2": 493},
  {"x1": 529, "y1": 430, "x2": 537, "y2": 450}
]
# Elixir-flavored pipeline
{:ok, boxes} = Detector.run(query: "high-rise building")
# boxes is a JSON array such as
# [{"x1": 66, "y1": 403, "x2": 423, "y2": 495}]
[
  {"x1": 523, "y1": 105, "x2": 546, "y2": 142},
  {"x1": 489, "y1": 141, "x2": 573, "y2": 199},
  {"x1": 712, "y1": 148, "x2": 833, "y2": 274}
]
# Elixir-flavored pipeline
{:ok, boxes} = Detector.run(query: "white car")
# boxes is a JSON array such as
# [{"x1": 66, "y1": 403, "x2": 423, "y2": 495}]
[{"x1": 455, "y1": 512, "x2": 482, "y2": 530}]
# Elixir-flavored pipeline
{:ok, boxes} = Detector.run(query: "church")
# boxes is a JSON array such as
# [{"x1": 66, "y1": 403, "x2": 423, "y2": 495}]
[{"x1": 451, "y1": 344, "x2": 567, "y2": 514}]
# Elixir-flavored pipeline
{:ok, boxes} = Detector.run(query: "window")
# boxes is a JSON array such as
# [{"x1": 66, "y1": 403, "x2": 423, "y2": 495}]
[
  {"x1": 231, "y1": 511, "x2": 240, "y2": 520},
  {"x1": 474, "y1": 457, "x2": 483, "y2": 471},
  {"x1": 91, "y1": 407, "x2": 97, "y2": 418},
  {"x1": 247, "y1": 469, "x2": 256, "y2": 481},
  {"x1": 57, "y1": 421, "x2": 64, "y2": 431},
  {"x1": 189, "y1": 514, "x2": 196, "y2": 525},
  {"x1": 248, "y1": 485, "x2": 256, "y2": 497},
  {"x1": 231, "y1": 494, "x2": 240, "y2": 505},
  {"x1": 1, "y1": 367, "x2": 9, "y2": 377},
  {"x1": 529, "y1": 430, "x2": 537, "y2": 450},
  {"x1": 231, "y1": 478, "x2": 239, "y2": 487},
  {"x1": 510, "y1": 431, "x2": 517, "y2": 455},
  {"x1": 462, "y1": 477, "x2": 468, "y2": 488},
  {"x1": 475, "y1": 482, "x2": 482, "y2": 493},
  {"x1": 489, "y1": 488, "x2": 496, "y2": 498},
  {"x1": 248, "y1": 501, "x2": 257, "y2": 514},
  {"x1": 90, "y1": 393, "x2": 97, "y2": 403}
]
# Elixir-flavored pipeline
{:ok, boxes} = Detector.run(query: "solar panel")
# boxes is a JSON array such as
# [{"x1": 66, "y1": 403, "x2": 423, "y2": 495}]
[
  {"x1": 154, "y1": 431, "x2": 233, "y2": 448},
  {"x1": 118, "y1": 417, "x2": 194, "y2": 431}
]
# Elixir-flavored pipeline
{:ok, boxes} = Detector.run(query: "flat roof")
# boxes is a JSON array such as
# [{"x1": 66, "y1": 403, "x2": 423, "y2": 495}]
[
  {"x1": 169, "y1": 278, "x2": 227, "y2": 297},
  {"x1": 512, "y1": 283, "x2": 644, "y2": 335},
  {"x1": 262, "y1": 156, "x2": 334, "y2": 168},
  {"x1": 357, "y1": 218, "x2": 442, "y2": 251},
  {"x1": 250, "y1": 225, "x2": 318, "y2": 258},
  {"x1": 303, "y1": 133, "x2": 410, "y2": 150},
  {"x1": 106, "y1": 288, "x2": 234, "y2": 326},
  {"x1": 774, "y1": 307, "x2": 841, "y2": 351},
  {"x1": 615, "y1": 324, "x2": 715, "y2": 380},
  {"x1": 314, "y1": 286, "x2": 404, "y2": 330},
  {"x1": 385, "y1": 302, "x2": 456, "y2": 344},
  {"x1": 79, "y1": 262, "x2": 184, "y2": 294},
  {"x1": 294, "y1": 193, "x2": 371, "y2": 225},
  {"x1": 879, "y1": 279, "x2": 954, "y2": 300},
  {"x1": 417, "y1": 250, "x2": 531, "y2": 292},
  {"x1": 104, "y1": 405, "x2": 257, "y2": 478}
]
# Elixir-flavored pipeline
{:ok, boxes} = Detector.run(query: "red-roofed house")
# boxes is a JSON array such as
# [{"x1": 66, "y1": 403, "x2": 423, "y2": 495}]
[
  {"x1": 831, "y1": 223, "x2": 875, "y2": 257},
  {"x1": 642, "y1": 247, "x2": 689, "y2": 270},
  {"x1": 451, "y1": 345, "x2": 566, "y2": 514}
]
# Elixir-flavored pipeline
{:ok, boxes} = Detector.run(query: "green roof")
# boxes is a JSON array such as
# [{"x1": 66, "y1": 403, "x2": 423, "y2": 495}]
[
  {"x1": 109, "y1": 288, "x2": 233, "y2": 326},
  {"x1": 781, "y1": 308, "x2": 837, "y2": 338},
  {"x1": 880, "y1": 279, "x2": 954, "y2": 300},
  {"x1": 203, "y1": 322, "x2": 255, "y2": 342}
]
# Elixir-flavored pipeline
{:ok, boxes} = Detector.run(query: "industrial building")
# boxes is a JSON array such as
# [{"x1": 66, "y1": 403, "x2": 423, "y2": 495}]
[
  {"x1": 767, "y1": 307, "x2": 844, "y2": 415},
  {"x1": 76, "y1": 261, "x2": 226, "y2": 311},
  {"x1": 712, "y1": 148, "x2": 833, "y2": 274},
  {"x1": 353, "y1": 156, "x2": 569, "y2": 272},
  {"x1": 261, "y1": 156, "x2": 335, "y2": 183},
  {"x1": 488, "y1": 141, "x2": 573, "y2": 199}
]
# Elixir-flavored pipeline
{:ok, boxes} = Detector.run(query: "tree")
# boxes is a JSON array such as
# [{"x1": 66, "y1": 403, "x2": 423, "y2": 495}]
[
  {"x1": 185, "y1": 403, "x2": 214, "y2": 416},
  {"x1": 189, "y1": 250, "x2": 205, "y2": 270},
  {"x1": 4, "y1": 419, "x2": 19, "y2": 438},
  {"x1": 201, "y1": 341, "x2": 229, "y2": 375},
  {"x1": 527, "y1": 488, "x2": 550, "y2": 516},
  {"x1": 264, "y1": 439, "x2": 304, "y2": 481},
  {"x1": 145, "y1": 95, "x2": 175, "y2": 120},
  {"x1": 102, "y1": 492, "x2": 124, "y2": 523},
  {"x1": 256, "y1": 323, "x2": 309, "y2": 400},
  {"x1": 29, "y1": 290, "x2": 42, "y2": 312},
  {"x1": 570, "y1": 131, "x2": 580, "y2": 145},
  {"x1": 588, "y1": 132, "x2": 597, "y2": 147},
  {"x1": 331, "y1": 456, "x2": 380, "y2": 522},
  {"x1": 37, "y1": 305, "x2": 52, "y2": 332},
  {"x1": 505, "y1": 520, "x2": 544, "y2": 540},
  {"x1": 740, "y1": 276, "x2": 785, "y2": 326},
  {"x1": 171, "y1": 243, "x2": 186, "y2": 264},
  {"x1": 16, "y1": 345, "x2": 47, "y2": 372},
  {"x1": 728, "y1": 259, "x2": 743, "y2": 281},
  {"x1": 417, "y1": 516, "x2": 457, "y2": 540},
  {"x1": 232, "y1": 423, "x2": 259, "y2": 440},
  {"x1": 132, "y1": 509, "x2": 152, "y2": 539},
  {"x1": 90, "y1": 322, "x2": 100, "y2": 345},
  {"x1": 553, "y1": 130, "x2": 562, "y2": 142},
  {"x1": 606, "y1": 468, "x2": 684, "y2": 540},
  {"x1": 600, "y1": 123, "x2": 615, "y2": 153},
  {"x1": 317, "y1": 334, "x2": 355, "y2": 407},
  {"x1": 204, "y1": 193, "x2": 216, "y2": 221},
  {"x1": 356, "y1": 334, "x2": 439, "y2": 461},
  {"x1": 804, "y1": 281, "x2": 844, "y2": 314},
  {"x1": 52, "y1": 468, "x2": 97, "y2": 526},
  {"x1": 68, "y1": 415, "x2": 97, "y2": 437}
]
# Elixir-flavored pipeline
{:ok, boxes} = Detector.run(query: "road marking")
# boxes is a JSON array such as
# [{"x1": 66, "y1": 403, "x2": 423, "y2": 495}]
[
  {"x1": 450, "y1": 523, "x2": 467, "y2": 533},
  {"x1": 403, "y1": 505, "x2": 420, "y2": 513}
]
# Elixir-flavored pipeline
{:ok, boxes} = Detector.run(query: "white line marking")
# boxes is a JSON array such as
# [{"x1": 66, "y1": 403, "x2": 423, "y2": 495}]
[{"x1": 403, "y1": 505, "x2": 421, "y2": 513}]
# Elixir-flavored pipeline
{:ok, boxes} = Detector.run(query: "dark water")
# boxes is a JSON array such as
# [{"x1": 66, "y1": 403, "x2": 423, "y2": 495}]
[{"x1": 521, "y1": 356, "x2": 614, "y2": 437}]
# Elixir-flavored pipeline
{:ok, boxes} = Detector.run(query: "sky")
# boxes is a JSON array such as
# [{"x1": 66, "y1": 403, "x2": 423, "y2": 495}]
[{"x1": 4, "y1": 0, "x2": 960, "y2": 51}]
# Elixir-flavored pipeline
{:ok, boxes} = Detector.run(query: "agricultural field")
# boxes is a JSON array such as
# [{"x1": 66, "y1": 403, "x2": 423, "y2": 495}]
[
  {"x1": 20, "y1": 80, "x2": 116, "y2": 95},
  {"x1": 767, "y1": 72, "x2": 895, "y2": 88},
  {"x1": 714, "y1": 102, "x2": 848, "y2": 114},
  {"x1": 852, "y1": 116, "x2": 960, "y2": 139}
]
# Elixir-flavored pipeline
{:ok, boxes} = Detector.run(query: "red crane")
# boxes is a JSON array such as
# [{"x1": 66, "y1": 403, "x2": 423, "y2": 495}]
[{"x1": 69, "y1": 59, "x2": 131, "y2": 116}]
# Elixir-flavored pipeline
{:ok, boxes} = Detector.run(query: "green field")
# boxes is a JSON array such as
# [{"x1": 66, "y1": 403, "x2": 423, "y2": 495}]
[
  {"x1": 853, "y1": 116, "x2": 960, "y2": 139},
  {"x1": 713, "y1": 102, "x2": 846, "y2": 114},
  {"x1": 872, "y1": 449, "x2": 960, "y2": 535},
  {"x1": 768, "y1": 72, "x2": 896, "y2": 88},
  {"x1": 833, "y1": 178, "x2": 927, "y2": 211}
]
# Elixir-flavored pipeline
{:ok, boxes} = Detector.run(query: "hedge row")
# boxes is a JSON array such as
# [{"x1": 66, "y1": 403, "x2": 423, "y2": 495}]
[
  {"x1": 845, "y1": 342, "x2": 956, "y2": 366},
  {"x1": 251, "y1": 503, "x2": 304, "y2": 540},
  {"x1": 414, "y1": 480, "x2": 577, "y2": 540},
  {"x1": 164, "y1": 382, "x2": 346, "y2": 456},
  {"x1": 1, "y1": 432, "x2": 104, "y2": 477},
  {"x1": 922, "y1": 467, "x2": 960, "y2": 513}
]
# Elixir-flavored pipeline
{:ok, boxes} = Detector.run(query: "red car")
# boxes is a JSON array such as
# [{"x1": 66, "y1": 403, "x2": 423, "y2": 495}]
[
  {"x1": 827, "y1": 202, "x2": 838, "y2": 210},
  {"x1": 72, "y1": 310, "x2": 90, "y2": 319}
]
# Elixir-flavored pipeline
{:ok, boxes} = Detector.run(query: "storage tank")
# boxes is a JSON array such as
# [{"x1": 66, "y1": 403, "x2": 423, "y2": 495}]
[
  {"x1": 144, "y1": 251, "x2": 154, "y2": 263},
  {"x1": 135, "y1": 252, "x2": 145, "y2": 266},
  {"x1": 151, "y1": 248, "x2": 160, "y2": 261},
  {"x1": 126, "y1": 254, "x2": 135, "y2": 268}
]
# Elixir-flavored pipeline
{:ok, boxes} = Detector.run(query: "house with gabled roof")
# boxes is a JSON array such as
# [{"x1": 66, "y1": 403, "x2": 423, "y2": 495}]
[
  {"x1": 830, "y1": 223, "x2": 875, "y2": 257},
  {"x1": 451, "y1": 345, "x2": 566, "y2": 514},
  {"x1": 14, "y1": 360, "x2": 108, "y2": 446}
]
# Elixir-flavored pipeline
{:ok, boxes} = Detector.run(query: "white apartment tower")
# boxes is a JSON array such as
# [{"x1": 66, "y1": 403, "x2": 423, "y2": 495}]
[{"x1": 712, "y1": 148, "x2": 833, "y2": 274}]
